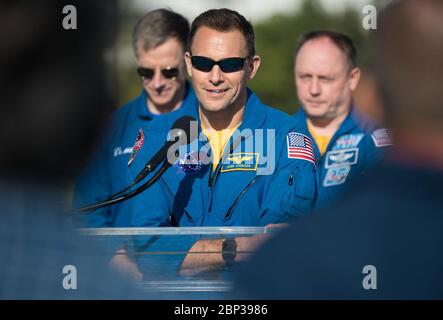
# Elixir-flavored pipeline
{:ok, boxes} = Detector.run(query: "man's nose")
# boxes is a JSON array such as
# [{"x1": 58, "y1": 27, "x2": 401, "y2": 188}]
[
  {"x1": 209, "y1": 65, "x2": 224, "y2": 85},
  {"x1": 151, "y1": 69, "x2": 166, "y2": 89},
  {"x1": 309, "y1": 78, "x2": 321, "y2": 96}
]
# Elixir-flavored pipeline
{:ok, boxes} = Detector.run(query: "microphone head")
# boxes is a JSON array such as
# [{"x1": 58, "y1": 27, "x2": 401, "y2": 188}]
[{"x1": 170, "y1": 115, "x2": 198, "y2": 146}]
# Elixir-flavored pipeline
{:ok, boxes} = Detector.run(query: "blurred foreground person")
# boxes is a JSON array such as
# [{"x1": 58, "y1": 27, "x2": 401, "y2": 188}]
[
  {"x1": 235, "y1": 0, "x2": 443, "y2": 299},
  {"x1": 0, "y1": 1, "x2": 143, "y2": 299}
]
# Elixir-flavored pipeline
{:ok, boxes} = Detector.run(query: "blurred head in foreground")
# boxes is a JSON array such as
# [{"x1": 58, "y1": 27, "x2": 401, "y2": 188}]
[
  {"x1": 0, "y1": 0, "x2": 151, "y2": 299},
  {"x1": 374, "y1": 0, "x2": 443, "y2": 165},
  {"x1": 233, "y1": 0, "x2": 443, "y2": 300},
  {"x1": 0, "y1": 0, "x2": 116, "y2": 183}
]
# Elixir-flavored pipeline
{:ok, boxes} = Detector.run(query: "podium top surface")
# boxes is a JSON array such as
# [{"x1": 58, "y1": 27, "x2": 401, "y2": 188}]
[{"x1": 78, "y1": 226, "x2": 273, "y2": 236}]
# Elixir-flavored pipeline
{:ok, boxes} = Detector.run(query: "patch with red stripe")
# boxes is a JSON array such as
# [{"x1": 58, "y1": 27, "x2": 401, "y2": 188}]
[
  {"x1": 128, "y1": 128, "x2": 144, "y2": 166},
  {"x1": 287, "y1": 132, "x2": 316, "y2": 166},
  {"x1": 371, "y1": 128, "x2": 393, "y2": 147}
]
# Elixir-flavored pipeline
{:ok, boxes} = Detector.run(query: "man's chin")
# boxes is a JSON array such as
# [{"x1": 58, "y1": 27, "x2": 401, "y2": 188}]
[
  {"x1": 304, "y1": 109, "x2": 327, "y2": 119},
  {"x1": 150, "y1": 95, "x2": 174, "y2": 107},
  {"x1": 199, "y1": 102, "x2": 227, "y2": 114}
]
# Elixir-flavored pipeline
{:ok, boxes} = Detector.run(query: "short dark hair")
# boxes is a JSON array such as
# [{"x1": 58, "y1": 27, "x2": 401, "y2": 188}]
[
  {"x1": 295, "y1": 30, "x2": 357, "y2": 70},
  {"x1": 132, "y1": 9, "x2": 190, "y2": 59},
  {"x1": 188, "y1": 8, "x2": 255, "y2": 58}
]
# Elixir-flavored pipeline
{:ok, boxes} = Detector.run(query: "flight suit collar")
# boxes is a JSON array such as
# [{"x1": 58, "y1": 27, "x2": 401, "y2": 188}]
[
  {"x1": 238, "y1": 89, "x2": 267, "y2": 131},
  {"x1": 294, "y1": 105, "x2": 360, "y2": 137},
  {"x1": 184, "y1": 88, "x2": 268, "y2": 133},
  {"x1": 334, "y1": 106, "x2": 360, "y2": 136},
  {"x1": 293, "y1": 109, "x2": 320, "y2": 158},
  {"x1": 136, "y1": 89, "x2": 153, "y2": 121},
  {"x1": 295, "y1": 105, "x2": 365, "y2": 150},
  {"x1": 163, "y1": 89, "x2": 271, "y2": 225}
]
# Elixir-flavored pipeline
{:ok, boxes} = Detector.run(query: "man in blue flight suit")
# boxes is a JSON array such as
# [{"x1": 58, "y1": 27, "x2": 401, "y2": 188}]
[
  {"x1": 125, "y1": 8, "x2": 316, "y2": 227},
  {"x1": 123, "y1": 9, "x2": 316, "y2": 275},
  {"x1": 72, "y1": 9, "x2": 196, "y2": 228},
  {"x1": 292, "y1": 31, "x2": 392, "y2": 209}
]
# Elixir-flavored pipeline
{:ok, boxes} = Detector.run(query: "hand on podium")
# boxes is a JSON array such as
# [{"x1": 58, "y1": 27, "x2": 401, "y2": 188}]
[
  {"x1": 109, "y1": 249, "x2": 143, "y2": 282},
  {"x1": 178, "y1": 223, "x2": 289, "y2": 276}
]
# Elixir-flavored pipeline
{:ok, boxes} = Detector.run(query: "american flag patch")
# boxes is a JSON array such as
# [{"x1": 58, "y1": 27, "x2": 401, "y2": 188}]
[
  {"x1": 287, "y1": 132, "x2": 316, "y2": 165},
  {"x1": 371, "y1": 128, "x2": 393, "y2": 147}
]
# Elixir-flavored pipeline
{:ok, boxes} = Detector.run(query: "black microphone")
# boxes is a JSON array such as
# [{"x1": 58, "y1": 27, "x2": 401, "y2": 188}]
[
  {"x1": 133, "y1": 115, "x2": 197, "y2": 184},
  {"x1": 73, "y1": 115, "x2": 197, "y2": 213}
]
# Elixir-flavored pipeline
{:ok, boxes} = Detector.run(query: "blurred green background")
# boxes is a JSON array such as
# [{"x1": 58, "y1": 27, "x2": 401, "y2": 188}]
[{"x1": 109, "y1": 0, "x2": 383, "y2": 120}]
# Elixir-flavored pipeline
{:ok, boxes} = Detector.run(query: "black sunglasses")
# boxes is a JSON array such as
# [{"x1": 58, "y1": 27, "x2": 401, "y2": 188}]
[
  {"x1": 136, "y1": 66, "x2": 179, "y2": 80},
  {"x1": 190, "y1": 56, "x2": 247, "y2": 73}
]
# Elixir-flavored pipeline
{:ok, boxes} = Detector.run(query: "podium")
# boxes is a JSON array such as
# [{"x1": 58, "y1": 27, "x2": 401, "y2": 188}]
[{"x1": 79, "y1": 227, "x2": 274, "y2": 299}]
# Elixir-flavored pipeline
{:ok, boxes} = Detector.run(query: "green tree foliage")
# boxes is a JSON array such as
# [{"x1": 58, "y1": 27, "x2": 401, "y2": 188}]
[{"x1": 114, "y1": 0, "x2": 371, "y2": 114}]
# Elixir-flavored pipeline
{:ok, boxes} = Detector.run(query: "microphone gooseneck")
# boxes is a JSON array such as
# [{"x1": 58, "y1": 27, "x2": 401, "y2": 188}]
[{"x1": 72, "y1": 115, "x2": 197, "y2": 213}]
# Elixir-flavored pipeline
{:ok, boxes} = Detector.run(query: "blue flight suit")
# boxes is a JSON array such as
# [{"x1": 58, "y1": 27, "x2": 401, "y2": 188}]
[
  {"x1": 72, "y1": 83, "x2": 197, "y2": 227},
  {"x1": 124, "y1": 90, "x2": 317, "y2": 227},
  {"x1": 293, "y1": 107, "x2": 391, "y2": 209}
]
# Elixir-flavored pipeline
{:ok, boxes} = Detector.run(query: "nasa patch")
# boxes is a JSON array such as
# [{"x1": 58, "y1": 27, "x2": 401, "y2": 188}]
[
  {"x1": 175, "y1": 151, "x2": 205, "y2": 174},
  {"x1": 325, "y1": 148, "x2": 359, "y2": 168},
  {"x1": 323, "y1": 166, "x2": 351, "y2": 187}
]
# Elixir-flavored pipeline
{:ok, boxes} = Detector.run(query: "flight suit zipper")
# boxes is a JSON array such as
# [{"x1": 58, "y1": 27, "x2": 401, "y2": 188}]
[
  {"x1": 207, "y1": 136, "x2": 246, "y2": 213},
  {"x1": 288, "y1": 172, "x2": 294, "y2": 186},
  {"x1": 224, "y1": 175, "x2": 262, "y2": 221}
]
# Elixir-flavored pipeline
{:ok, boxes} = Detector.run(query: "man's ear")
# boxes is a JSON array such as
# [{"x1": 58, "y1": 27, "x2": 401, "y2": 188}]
[
  {"x1": 349, "y1": 67, "x2": 361, "y2": 91},
  {"x1": 184, "y1": 52, "x2": 193, "y2": 78},
  {"x1": 247, "y1": 55, "x2": 261, "y2": 80}
]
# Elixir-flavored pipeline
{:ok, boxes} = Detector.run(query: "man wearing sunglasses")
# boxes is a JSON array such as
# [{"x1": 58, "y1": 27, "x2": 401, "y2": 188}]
[
  {"x1": 73, "y1": 9, "x2": 196, "y2": 229},
  {"x1": 124, "y1": 9, "x2": 317, "y2": 274}
]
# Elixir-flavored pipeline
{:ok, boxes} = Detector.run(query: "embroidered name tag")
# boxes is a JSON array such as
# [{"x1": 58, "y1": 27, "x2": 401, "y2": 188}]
[
  {"x1": 325, "y1": 148, "x2": 359, "y2": 168},
  {"x1": 221, "y1": 152, "x2": 259, "y2": 173},
  {"x1": 114, "y1": 146, "x2": 134, "y2": 157}
]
